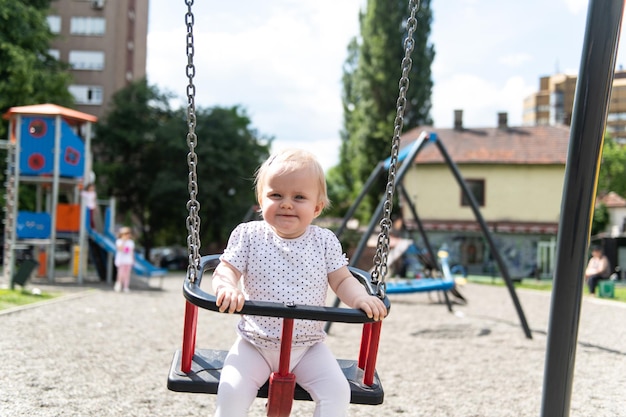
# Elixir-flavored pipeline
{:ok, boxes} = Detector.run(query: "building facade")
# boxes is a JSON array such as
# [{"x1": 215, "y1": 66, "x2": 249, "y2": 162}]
[
  {"x1": 523, "y1": 70, "x2": 626, "y2": 142},
  {"x1": 47, "y1": 0, "x2": 149, "y2": 119},
  {"x1": 399, "y1": 111, "x2": 570, "y2": 279}
]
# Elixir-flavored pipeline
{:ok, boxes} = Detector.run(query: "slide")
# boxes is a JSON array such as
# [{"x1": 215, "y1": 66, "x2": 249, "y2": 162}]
[{"x1": 87, "y1": 227, "x2": 167, "y2": 278}]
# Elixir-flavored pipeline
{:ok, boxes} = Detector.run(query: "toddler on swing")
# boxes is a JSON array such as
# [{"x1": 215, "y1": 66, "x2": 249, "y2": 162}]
[{"x1": 212, "y1": 148, "x2": 387, "y2": 417}]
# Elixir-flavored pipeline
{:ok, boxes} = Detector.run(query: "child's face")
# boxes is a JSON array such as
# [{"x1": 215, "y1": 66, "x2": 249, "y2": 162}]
[{"x1": 259, "y1": 166, "x2": 324, "y2": 239}]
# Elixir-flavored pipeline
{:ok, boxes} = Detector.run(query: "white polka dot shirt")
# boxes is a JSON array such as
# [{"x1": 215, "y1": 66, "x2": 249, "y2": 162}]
[{"x1": 220, "y1": 221, "x2": 349, "y2": 349}]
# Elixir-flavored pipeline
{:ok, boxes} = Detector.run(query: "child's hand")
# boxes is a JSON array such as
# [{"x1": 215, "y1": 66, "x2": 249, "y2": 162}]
[
  {"x1": 215, "y1": 286, "x2": 245, "y2": 314},
  {"x1": 353, "y1": 295, "x2": 387, "y2": 321}
]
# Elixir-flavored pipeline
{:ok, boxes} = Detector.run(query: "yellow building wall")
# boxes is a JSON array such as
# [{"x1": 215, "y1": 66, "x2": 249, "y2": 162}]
[{"x1": 403, "y1": 164, "x2": 565, "y2": 223}]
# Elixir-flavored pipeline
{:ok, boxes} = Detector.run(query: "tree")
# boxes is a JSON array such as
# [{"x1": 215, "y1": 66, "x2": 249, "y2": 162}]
[
  {"x1": 0, "y1": 0, "x2": 74, "y2": 139},
  {"x1": 598, "y1": 134, "x2": 626, "y2": 198},
  {"x1": 94, "y1": 78, "x2": 178, "y2": 256},
  {"x1": 332, "y1": 0, "x2": 434, "y2": 219},
  {"x1": 94, "y1": 79, "x2": 271, "y2": 256},
  {"x1": 192, "y1": 106, "x2": 271, "y2": 251}
]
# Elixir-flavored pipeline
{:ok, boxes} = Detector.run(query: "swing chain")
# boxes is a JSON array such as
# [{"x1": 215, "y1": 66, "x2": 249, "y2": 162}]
[
  {"x1": 184, "y1": 0, "x2": 202, "y2": 283},
  {"x1": 370, "y1": 0, "x2": 420, "y2": 297}
]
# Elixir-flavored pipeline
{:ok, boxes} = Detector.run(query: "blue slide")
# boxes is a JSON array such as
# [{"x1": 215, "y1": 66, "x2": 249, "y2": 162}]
[{"x1": 87, "y1": 227, "x2": 167, "y2": 278}]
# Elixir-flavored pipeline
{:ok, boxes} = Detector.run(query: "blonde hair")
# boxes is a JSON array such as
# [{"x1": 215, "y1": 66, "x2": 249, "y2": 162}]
[
  {"x1": 117, "y1": 226, "x2": 132, "y2": 238},
  {"x1": 255, "y1": 149, "x2": 330, "y2": 209}
]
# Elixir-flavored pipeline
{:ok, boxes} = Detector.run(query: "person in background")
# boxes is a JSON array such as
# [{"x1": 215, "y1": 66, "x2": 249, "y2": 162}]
[
  {"x1": 81, "y1": 183, "x2": 97, "y2": 229},
  {"x1": 585, "y1": 245, "x2": 611, "y2": 295},
  {"x1": 211, "y1": 148, "x2": 387, "y2": 417},
  {"x1": 114, "y1": 227, "x2": 135, "y2": 293}
]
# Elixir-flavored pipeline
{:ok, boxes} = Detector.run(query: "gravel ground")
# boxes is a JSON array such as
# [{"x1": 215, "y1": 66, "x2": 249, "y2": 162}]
[{"x1": 1, "y1": 273, "x2": 625, "y2": 417}]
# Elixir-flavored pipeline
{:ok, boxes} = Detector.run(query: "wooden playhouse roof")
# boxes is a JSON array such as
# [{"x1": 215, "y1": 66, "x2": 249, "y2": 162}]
[{"x1": 3, "y1": 103, "x2": 98, "y2": 124}]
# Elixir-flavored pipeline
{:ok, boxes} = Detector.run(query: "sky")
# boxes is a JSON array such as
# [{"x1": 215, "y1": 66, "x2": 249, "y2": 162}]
[{"x1": 146, "y1": 0, "x2": 626, "y2": 170}]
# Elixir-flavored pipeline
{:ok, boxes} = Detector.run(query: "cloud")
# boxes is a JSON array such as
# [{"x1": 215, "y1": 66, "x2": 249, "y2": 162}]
[
  {"x1": 147, "y1": 0, "x2": 363, "y2": 171},
  {"x1": 432, "y1": 73, "x2": 535, "y2": 128},
  {"x1": 562, "y1": 0, "x2": 588, "y2": 14},
  {"x1": 499, "y1": 53, "x2": 533, "y2": 68}
]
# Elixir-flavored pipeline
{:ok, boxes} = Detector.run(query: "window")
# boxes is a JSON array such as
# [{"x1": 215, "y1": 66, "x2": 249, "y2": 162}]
[
  {"x1": 70, "y1": 17, "x2": 106, "y2": 36},
  {"x1": 461, "y1": 179, "x2": 485, "y2": 207},
  {"x1": 69, "y1": 50, "x2": 104, "y2": 70},
  {"x1": 47, "y1": 15, "x2": 61, "y2": 34},
  {"x1": 607, "y1": 112, "x2": 626, "y2": 122},
  {"x1": 48, "y1": 49, "x2": 60, "y2": 60},
  {"x1": 69, "y1": 85, "x2": 103, "y2": 105}
]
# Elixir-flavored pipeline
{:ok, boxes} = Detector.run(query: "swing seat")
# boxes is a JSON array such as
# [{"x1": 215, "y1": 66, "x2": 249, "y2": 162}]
[
  {"x1": 167, "y1": 255, "x2": 389, "y2": 407},
  {"x1": 167, "y1": 348, "x2": 385, "y2": 404},
  {"x1": 385, "y1": 277, "x2": 455, "y2": 294}
]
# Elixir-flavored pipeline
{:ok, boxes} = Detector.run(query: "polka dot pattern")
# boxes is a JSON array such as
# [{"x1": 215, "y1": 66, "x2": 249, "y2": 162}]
[{"x1": 220, "y1": 221, "x2": 349, "y2": 349}]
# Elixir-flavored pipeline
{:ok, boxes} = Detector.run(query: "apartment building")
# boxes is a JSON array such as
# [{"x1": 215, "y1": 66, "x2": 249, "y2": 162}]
[
  {"x1": 523, "y1": 70, "x2": 626, "y2": 142},
  {"x1": 47, "y1": 0, "x2": 149, "y2": 119}
]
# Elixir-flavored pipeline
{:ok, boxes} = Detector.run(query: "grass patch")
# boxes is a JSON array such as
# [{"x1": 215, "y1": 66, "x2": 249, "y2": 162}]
[
  {"x1": 465, "y1": 275, "x2": 626, "y2": 302},
  {"x1": 0, "y1": 288, "x2": 59, "y2": 311}
]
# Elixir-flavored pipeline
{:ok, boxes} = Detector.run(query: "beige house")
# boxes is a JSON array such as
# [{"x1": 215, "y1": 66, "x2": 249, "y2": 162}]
[
  {"x1": 398, "y1": 111, "x2": 570, "y2": 278},
  {"x1": 597, "y1": 192, "x2": 626, "y2": 236}
]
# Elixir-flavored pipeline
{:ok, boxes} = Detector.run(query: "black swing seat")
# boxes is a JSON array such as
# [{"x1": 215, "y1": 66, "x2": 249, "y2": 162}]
[
  {"x1": 167, "y1": 348, "x2": 384, "y2": 405},
  {"x1": 167, "y1": 255, "x2": 389, "y2": 406}
]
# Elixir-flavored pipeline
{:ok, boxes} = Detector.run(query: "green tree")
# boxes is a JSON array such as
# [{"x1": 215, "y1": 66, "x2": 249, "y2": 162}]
[
  {"x1": 94, "y1": 78, "x2": 177, "y2": 256},
  {"x1": 591, "y1": 203, "x2": 610, "y2": 236},
  {"x1": 94, "y1": 79, "x2": 271, "y2": 256},
  {"x1": 192, "y1": 106, "x2": 271, "y2": 251},
  {"x1": 333, "y1": 0, "x2": 434, "y2": 219},
  {"x1": 0, "y1": 0, "x2": 74, "y2": 139},
  {"x1": 598, "y1": 134, "x2": 626, "y2": 198}
]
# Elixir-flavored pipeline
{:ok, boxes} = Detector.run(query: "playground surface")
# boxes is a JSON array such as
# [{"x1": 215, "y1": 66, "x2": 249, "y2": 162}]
[{"x1": 1, "y1": 274, "x2": 625, "y2": 417}]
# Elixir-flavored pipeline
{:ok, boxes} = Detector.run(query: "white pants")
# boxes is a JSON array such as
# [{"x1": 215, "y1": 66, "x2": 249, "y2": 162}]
[{"x1": 214, "y1": 337, "x2": 350, "y2": 417}]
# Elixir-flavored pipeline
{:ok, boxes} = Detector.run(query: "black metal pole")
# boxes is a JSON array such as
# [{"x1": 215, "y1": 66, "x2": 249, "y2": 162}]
[
  {"x1": 434, "y1": 138, "x2": 533, "y2": 339},
  {"x1": 399, "y1": 184, "x2": 453, "y2": 312},
  {"x1": 335, "y1": 162, "x2": 385, "y2": 239},
  {"x1": 348, "y1": 132, "x2": 430, "y2": 269},
  {"x1": 540, "y1": 1, "x2": 623, "y2": 416},
  {"x1": 326, "y1": 133, "x2": 430, "y2": 331},
  {"x1": 398, "y1": 184, "x2": 438, "y2": 271}
]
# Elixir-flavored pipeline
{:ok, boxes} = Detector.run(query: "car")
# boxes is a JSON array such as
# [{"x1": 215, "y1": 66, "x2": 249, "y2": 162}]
[{"x1": 151, "y1": 246, "x2": 188, "y2": 270}]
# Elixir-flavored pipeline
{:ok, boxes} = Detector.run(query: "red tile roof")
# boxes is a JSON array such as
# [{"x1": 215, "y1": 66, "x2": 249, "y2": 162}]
[
  {"x1": 598, "y1": 191, "x2": 626, "y2": 208},
  {"x1": 400, "y1": 125, "x2": 571, "y2": 165}
]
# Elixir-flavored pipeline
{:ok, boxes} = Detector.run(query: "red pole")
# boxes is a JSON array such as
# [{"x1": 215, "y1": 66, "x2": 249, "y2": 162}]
[
  {"x1": 363, "y1": 321, "x2": 382, "y2": 386},
  {"x1": 267, "y1": 318, "x2": 296, "y2": 417},
  {"x1": 358, "y1": 323, "x2": 372, "y2": 369},
  {"x1": 277, "y1": 318, "x2": 294, "y2": 375},
  {"x1": 181, "y1": 301, "x2": 198, "y2": 373}
]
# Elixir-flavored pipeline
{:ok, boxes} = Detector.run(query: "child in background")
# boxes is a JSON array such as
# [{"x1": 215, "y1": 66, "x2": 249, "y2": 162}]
[
  {"x1": 114, "y1": 227, "x2": 134, "y2": 293},
  {"x1": 81, "y1": 183, "x2": 97, "y2": 229},
  {"x1": 212, "y1": 148, "x2": 387, "y2": 417}
]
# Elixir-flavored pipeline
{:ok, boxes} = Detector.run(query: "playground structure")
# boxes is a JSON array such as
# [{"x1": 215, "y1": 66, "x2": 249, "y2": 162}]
[
  {"x1": 326, "y1": 132, "x2": 531, "y2": 337},
  {"x1": 1, "y1": 104, "x2": 165, "y2": 287},
  {"x1": 2, "y1": 104, "x2": 96, "y2": 284}
]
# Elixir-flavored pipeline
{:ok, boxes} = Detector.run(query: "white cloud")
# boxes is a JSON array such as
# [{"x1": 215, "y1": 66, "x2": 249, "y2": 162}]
[
  {"x1": 432, "y1": 74, "x2": 535, "y2": 128},
  {"x1": 563, "y1": 0, "x2": 588, "y2": 14},
  {"x1": 499, "y1": 53, "x2": 533, "y2": 68},
  {"x1": 147, "y1": 0, "x2": 363, "y2": 171},
  {"x1": 147, "y1": 0, "x2": 626, "y2": 172}
]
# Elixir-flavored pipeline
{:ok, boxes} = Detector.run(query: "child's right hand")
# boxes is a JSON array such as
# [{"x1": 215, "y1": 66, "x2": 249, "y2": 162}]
[{"x1": 215, "y1": 286, "x2": 245, "y2": 314}]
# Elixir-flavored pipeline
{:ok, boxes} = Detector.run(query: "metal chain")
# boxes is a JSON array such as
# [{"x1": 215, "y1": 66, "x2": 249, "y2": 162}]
[
  {"x1": 184, "y1": 0, "x2": 202, "y2": 283},
  {"x1": 370, "y1": 0, "x2": 420, "y2": 297}
]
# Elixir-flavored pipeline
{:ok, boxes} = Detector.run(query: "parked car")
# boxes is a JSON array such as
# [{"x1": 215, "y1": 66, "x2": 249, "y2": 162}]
[
  {"x1": 150, "y1": 246, "x2": 188, "y2": 270},
  {"x1": 0, "y1": 239, "x2": 71, "y2": 265}
]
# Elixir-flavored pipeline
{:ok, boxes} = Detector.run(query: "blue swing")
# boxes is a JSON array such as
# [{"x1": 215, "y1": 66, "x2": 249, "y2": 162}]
[{"x1": 385, "y1": 249, "x2": 456, "y2": 294}]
